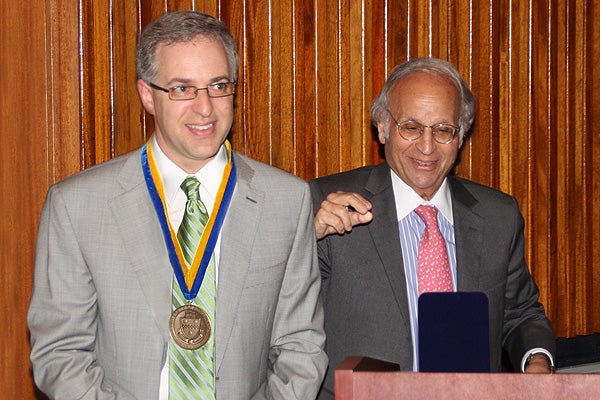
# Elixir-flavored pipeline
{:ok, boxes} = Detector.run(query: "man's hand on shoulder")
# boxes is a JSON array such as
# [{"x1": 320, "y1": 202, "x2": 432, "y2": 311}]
[{"x1": 314, "y1": 191, "x2": 373, "y2": 240}]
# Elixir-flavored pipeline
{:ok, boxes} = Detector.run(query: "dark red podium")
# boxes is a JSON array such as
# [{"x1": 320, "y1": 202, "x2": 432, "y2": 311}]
[{"x1": 335, "y1": 357, "x2": 600, "y2": 399}]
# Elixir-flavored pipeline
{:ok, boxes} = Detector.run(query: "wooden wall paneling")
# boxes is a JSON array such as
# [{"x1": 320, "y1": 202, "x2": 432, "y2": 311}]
[
  {"x1": 410, "y1": 0, "x2": 432, "y2": 56},
  {"x1": 569, "y1": 0, "x2": 600, "y2": 336},
  {"x1": 169, "y1": 0, "x2": 196, "y2": 12},
  {"x1": 315, "y1": 0, "x2": 343, "y2": 176},
  {"x1": 586, "y1": 0, "x2": 600, "y2": 336},
  {"x1": 448, "y1": 0, "x2": 472, "y2": 179},
  {"x1": 453, "y1": 0, "x2": 501, "y2": 188},
  {"x1": 295, "y1": 0, "x2": 319, "y2": 179},
  {"x1": 81, "y1": 0, "x2": 113, "y2": 165},
  {"x1": 47, "y1": 0, "x2": 83, "y2": 180},
  {"x1": 240, "y1": 0, "x2": 273, "y2": 165},
  {"x1": 215, "y1": 2, "x2": 246, "y2": 163},
  {"x1": 139, "y1": 0, "x2": 167, "y2": 28},
  {"x1": 196, "y1": 0, "x2": 219, "y2": 17},
  {"x1": 370, "y1": 1, "x2": 387, "y2": 164},
  {"x1": 497, "y1": 0, "x2": 513, "y2": 193},
  {"x1": 339, "y1": 0, "x2": 355, "y2": 172},
  {"x1": 80, "y1": 1, "x2": 148, "y2": 161},
  {"x1": 348, "y1": 0, "x2": 376, "y2": 171},
  {"x1": 570, "y1": 0, "x2": 588, "y2": 335},
  {"x1": 551, "y1": 0, "x2": 575, "y2": 337},
  {"x1": 501, "y1": 0, "x2": 532, "y2": 210},
  {"x1": 431, "y1": 0, "x2": 452, "y2": 58},
  {"x1": 219, "y1": 1, "x2": 248, "y2": 157},
  {"x1": 529, "y1": 0, "x2": 556, "y2": 327},
  {"x1": 271, "y1": 0, "x2": 296, "y2": 174},
  {"x1": 0, "y1": 2, "x2": 49, "y2": 399},
  {"x1": 385, "y1": 0, "x2": 409, "y2": 65},
  {"x1": 574, "y1": 0, "x2": 598, "y2": 336},
  {"x1": 542, "y1": 0, "x2": 594, "y2": 337},
  {"x1": 3, "y1": 0, "x2": 84, "y2": 398},
  {"x1": 112, "y1": 1, "x2": 149, "y2": 156},
  {"x1": 497, "y1": 0, "x2": 550, "y2": 314}
]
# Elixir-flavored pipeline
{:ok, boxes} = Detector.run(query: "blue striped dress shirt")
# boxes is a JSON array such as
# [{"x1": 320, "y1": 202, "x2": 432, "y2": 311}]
[{"x1": 391, "y1": 172, "x2": 457, "y2": 371}]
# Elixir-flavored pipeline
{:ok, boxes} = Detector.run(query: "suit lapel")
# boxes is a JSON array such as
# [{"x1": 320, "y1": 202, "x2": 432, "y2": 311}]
[
  {"x1": 214, "y1": 154, "x2": 262, "y2": 370},
  {"x1": 363, "y1": 164, "x2": 412, "y2": 334},
  {"x1": 448, "y1": 177, "x2": 485, "y2": 291},
  {"x1": 109, "y1": 150, "x2": 172, "y2": 342}
]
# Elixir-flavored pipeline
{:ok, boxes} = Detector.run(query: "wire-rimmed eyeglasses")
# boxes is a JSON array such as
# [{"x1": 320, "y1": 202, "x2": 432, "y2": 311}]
[
  {"x1": 387, "y1": 109, "x2": 459, "y2": 144},
  {"x1": 149, "y1": 81, "x2": 237, "y2": 100}
]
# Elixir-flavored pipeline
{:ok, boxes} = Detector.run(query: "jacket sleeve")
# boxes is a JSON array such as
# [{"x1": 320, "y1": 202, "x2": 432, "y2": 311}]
[
  {"x1": 500, "y1": 199, "x2": 556, "y2": 369},
  {"x1": 251, "y1": 183, "x2": 328, "y2": 399},
  {"x1": 28, "y1": 186, "x2": 136, "y2": 400}
]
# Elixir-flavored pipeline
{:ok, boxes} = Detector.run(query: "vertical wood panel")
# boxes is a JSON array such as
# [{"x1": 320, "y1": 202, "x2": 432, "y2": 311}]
[
  {"x1": 271, "y1": 0, "x2": 295, "y2": 172},
  {"x1": 530, "y1": 0, "x2": 555, "y2": 321},
  {"x1": 81, "y1": 0, "x2": 113, "y2": 165},
  {"x1": 1, "y1": 0, "x2": 82, "y2": 398},
  {"x1": 295, "y1": 0, "x2": 318, "y2": 178},
  {"x1": 314, "y1": 1, "x2": 342, "y2": 175},
  {"x1": 585, "y1": 0, "x2": 600, "y2": 340},
  {"x1": 243, "y1": 0, "x2": 273, "y2": 165},
  {"x1": 113, "y1": 1, "x2": 149, "y2": 155},
  {"x1": 0, "y1": 2, "x2": 47, "y2": 399},
  {"x1": 46, "y1": 0, "x2": 83, "y2": 179}
]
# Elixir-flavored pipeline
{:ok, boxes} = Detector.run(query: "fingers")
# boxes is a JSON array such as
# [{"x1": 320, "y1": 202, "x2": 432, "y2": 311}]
[{"x1": 314, "y1": 191, "x2": 373, "y2": 240}]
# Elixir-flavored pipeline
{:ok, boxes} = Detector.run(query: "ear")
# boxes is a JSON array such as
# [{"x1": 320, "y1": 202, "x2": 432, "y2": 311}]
[
  {"x1": 377, "y1": 121, "x2": 387, "y2": 144},
  {"x1": 457, "y1": 130, "x2": 465, "y2": 148},
  {"x1": 137, "y1": 79, "x2": 156, "y2": 115}
]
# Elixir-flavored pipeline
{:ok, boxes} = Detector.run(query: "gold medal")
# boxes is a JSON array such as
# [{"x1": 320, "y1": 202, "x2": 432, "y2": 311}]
[{"x1": 169, "y1": 304, "x2": 212, "y2": 350}]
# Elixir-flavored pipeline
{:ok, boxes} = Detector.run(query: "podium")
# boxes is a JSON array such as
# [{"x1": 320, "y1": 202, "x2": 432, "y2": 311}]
[{"x1": 335, "y1": 357, "x2": 600, "y2": 399}]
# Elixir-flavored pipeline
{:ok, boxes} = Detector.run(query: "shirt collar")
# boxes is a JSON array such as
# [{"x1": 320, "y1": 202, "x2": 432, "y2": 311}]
[
  {"x1": 151, "y1": 135, "x2": 227, "y2": 206},
  {"x1": 391, "y1": 170, "x2": 454, "y2": 224}
]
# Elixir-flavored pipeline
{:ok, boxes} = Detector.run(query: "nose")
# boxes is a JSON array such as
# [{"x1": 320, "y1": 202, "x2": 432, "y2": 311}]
[
  {"x1": 415, "y1": 126, "x2": 436, "y2": 154},
  {"x1": 190, "y1": 89, "x2": 213, "y2": 116}
]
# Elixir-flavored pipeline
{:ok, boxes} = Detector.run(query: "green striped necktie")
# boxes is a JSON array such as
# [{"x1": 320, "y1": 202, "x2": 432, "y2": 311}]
[{"x1": 169, "y1": 176, "x2": 216, "y2": 400}]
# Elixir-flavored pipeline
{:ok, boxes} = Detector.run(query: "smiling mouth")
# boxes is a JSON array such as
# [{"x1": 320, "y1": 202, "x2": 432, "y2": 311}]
[
  {"x1": 413, "y1": 158, "x2": 436, "y2": 167},
  {"x1": 187, "y1": 122, "x2": 214, "y2": 131}
]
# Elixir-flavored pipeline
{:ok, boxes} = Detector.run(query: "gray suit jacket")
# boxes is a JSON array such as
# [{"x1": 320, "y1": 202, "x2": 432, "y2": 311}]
[
  {"x1": 310, "y1": 162, "x2": 555, "y2": 399},
  {"x1": 28, "y1": 147, "x2": 327, "y2": 399}
]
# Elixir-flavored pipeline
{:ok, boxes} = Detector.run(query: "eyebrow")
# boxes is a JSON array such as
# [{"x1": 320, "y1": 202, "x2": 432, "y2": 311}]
[
  {"x1": 402, "y1": 117, "x2": 457, "y2": 126},
  {"x1": 165, "y1": 75, "x2": 232, "y2": 87}
]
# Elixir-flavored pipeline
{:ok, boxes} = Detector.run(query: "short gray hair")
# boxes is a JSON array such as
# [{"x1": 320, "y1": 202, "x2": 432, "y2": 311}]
[
  {"x1": 136, "y1": 11, "x2": 238, "y2": 83},
  {"x1": 371, "y1": 57, "x2": 476, "y2": 142}
]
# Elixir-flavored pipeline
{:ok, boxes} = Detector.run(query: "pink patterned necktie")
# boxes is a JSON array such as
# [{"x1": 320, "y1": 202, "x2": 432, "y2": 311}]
[{"x1": 414, "y1": 205, "x2": 453, "y2": 295}]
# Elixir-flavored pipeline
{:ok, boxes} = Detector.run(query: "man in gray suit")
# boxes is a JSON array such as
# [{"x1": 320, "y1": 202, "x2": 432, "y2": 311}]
[
  {"x1": 28, "y1": 11, "x2": 326, "y2": 400},
  {"x1": 310, "y1": 57, "x2": 555, "y2": 399}
]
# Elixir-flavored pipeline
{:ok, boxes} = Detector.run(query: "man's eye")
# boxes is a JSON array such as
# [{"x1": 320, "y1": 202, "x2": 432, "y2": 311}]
[
  {"x1": 436, "y1": 126, "x2": 453, "y2": 134},
  {"x1": 211, "y1": 83, "x2": 227, "y2": 91},
  {"x1": 403, "y1": 124, "x2": 421, "y2": 132},
  {"x1": 172, "y1": 86, "x2": 190, "y2": 93}
]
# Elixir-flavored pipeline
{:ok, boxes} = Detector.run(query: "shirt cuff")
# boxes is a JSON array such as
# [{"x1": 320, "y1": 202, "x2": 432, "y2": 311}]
[{"x1": 521, "y1": 348, "x2": 555, "y2": 372}]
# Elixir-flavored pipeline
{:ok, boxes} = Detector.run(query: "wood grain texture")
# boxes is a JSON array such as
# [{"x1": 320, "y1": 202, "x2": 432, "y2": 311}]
[
  {"x1": 0, "y1": 2, "x2": 49, "y2": 400},
  {"x1": 2, "y1": 0, "x2": 599, "y2": 398}
]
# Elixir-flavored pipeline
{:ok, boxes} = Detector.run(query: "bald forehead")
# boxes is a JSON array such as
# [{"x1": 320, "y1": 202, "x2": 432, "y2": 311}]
[{"x1": 392, "y1": 71, "x2": 459, "y2": 97}]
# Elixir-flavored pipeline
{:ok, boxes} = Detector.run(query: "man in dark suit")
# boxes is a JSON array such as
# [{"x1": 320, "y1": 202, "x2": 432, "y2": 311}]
[{"x1": 310, "y1": 57, "x2": 555, "y2": 399}]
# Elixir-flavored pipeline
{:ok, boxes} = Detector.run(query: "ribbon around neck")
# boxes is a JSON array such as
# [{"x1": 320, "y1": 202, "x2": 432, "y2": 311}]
[{"x1": 142, "y1": 140, "x2": 237, "y2": 301}]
